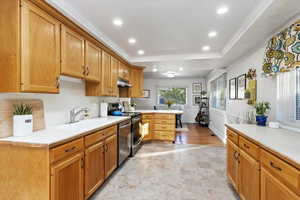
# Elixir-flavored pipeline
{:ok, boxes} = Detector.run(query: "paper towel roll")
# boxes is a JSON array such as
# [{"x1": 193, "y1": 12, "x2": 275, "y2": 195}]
[{"x1": 100, "y1": 103, "x2": 108, "y2": 117}]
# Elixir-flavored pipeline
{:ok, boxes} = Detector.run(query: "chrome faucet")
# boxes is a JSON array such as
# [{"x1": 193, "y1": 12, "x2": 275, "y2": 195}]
[{"x1": 69, "y1": 107, "x2": 89, "y2": 123}]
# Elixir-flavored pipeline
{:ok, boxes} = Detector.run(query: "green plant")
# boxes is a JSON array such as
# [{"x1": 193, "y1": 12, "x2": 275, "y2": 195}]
[
  {"x1": 254, "y1": 101, "x2": 271, "y2": 116},
  {"x1": 166, "y1": 100, "x2": 174, "y2": 108},
  {"x1": 13, "y1": 104, "x2": 33, "y2": 115}
]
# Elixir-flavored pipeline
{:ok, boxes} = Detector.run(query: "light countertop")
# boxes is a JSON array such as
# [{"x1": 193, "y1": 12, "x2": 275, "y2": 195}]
[
  {"x1": 0, "y1": 116, "x2": 130, "y2": 148},
  {"x1": 226, "y1": 124, "x2": 300, "y2": 168},
  {"x1": 132, "y1": 110, "x2": 184, "y2": 114}
]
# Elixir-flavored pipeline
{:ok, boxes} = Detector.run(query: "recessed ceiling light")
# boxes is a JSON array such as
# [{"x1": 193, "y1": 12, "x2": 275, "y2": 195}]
[
  {"x1": 163, "y1": 71, "x2": 177, "y2": 78},
  {"x1": 128, "y1": 38, "x2": 136, "y2": 44},
  {"x1": 113, "y1": 18, "x2": 123, "y2": 26},
  {"x1": 208, "y1": 31, "x2": 217, "y2": 38},
  {"x1": 217, "y1": 6, "x2": 229, "y2": 15},
  {"x1": 153, "y1": 68, "x2": 158, "y2": 72},
  {"x1": 138, "y1": 50, "x2": 145, "y2": 55},
  {"x1": 202, "y1": 46, "x2": 211, "y2": 51},
  {"x1": 179, "y1": 67, "x2": 183, "y2": 71}
]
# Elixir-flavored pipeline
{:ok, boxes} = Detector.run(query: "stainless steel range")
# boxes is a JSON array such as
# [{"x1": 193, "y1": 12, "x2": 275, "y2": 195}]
[{"x1": 130, "y1": 113, "x2": 143, "y2": 156}]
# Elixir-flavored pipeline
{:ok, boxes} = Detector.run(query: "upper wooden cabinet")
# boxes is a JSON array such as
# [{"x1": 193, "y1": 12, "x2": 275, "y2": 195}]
[
  {"x1": 21, "y1": 0, "x2": 61, "y2": 93},
  {"x1": 100, "y1": 51, "x2": 111, "y2": 96},
  {"x1": 130, "y1": 67, "x2": 144, "y2": 98},
  {"x1": 61, "y1": 25, "x2": 85, "y2": 79},
  {"x1": 118, "y1": 62, "x2": 130, "y2": 81},
  {"x1": 85, "y1": 41, "x2": 101, "y2": 82},
  {"x1": 110, "y1": 57, "x2": 119, "y2": 97}
]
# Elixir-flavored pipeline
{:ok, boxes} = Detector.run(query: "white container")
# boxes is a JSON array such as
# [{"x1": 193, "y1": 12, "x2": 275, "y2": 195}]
[
  {"x1": 269, "y1": 122, "x2": 280, "y2": 129},
  {"x1": 13, "y1": 115, "x2": 33, "y2": 137},
  {"x1": 100, "y1": 103, "x2": 108, "y2": 117}
]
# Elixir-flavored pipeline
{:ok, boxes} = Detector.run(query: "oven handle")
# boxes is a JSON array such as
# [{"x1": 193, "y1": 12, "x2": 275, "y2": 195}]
[
  {"x1": 132, "y1": 118, "x2": 141, "y2": 124},
  {"x1": 119, "y1": 123, "x2": 131, "y2": 129}
]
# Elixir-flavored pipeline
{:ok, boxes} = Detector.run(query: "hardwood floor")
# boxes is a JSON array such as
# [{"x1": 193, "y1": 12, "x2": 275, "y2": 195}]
[{"x1": 175, "y1": 123, "x2": 223, "y2": 146}]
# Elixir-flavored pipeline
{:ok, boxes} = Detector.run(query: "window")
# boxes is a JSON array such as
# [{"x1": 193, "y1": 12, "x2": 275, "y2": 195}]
[
  {"x1": 297, "y1": 68, "x2": 300, "y2": 120},
  {"x1": 210, "y1": 73, "x2": 227, "y2": 110},
  {"x1": 157, "y1": 88, "x2": 187, "y2": 105}
]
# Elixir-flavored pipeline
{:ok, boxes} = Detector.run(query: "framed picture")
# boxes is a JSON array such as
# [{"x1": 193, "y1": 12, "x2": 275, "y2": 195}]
[
  {"x1": 193, "y1": 95, "x2": 202, "y2": 106},
  {"x1": 192, "y1": 83, "x2": 202, "y2": 94},
  {"x1": 237, "y1": 74, "x2": 246, "y2": 99},
  {"x1": 229, "y1": 78, "x2": 237, "y2": 100},
  {"x1": 143, "y1": 90, "x2": 150, "y2": 98}
]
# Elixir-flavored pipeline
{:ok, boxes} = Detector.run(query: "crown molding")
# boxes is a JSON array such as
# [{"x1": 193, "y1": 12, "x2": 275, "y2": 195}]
[
  {"x1": 45, "y1": 0, "x2": 130, "y2": 61},
  {"x1": 222, "y1": 0, "x2": 275, "y2": 55},
  {"x1": 131, "y1": 52, "x2": 223, "y2": 63}
]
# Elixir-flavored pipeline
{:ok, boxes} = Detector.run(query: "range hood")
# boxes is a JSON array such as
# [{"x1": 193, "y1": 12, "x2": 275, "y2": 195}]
[{"x1": 117, "y1": 79, "x2": 132, "y2": 88}]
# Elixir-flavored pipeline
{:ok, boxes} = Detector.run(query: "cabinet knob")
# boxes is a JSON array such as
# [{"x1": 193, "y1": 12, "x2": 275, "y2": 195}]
[{"x1": 56, "y1": 77, "x2": 60, "y2": 89}]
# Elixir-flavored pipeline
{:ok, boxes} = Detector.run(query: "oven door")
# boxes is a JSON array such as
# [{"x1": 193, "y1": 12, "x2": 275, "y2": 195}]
[{"x1": 131, "y1": 116, "x2": 143, "y2": 155}]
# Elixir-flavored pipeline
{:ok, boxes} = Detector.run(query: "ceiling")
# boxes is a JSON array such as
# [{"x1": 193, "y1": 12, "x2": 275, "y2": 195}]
[{"x1": 47, "y1": 0, "x2": 300, "y2": 78}]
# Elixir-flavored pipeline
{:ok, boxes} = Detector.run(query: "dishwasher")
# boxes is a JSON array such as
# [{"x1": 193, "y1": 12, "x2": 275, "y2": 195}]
[{"x1": 118, "y1": 119, "x2": 132, "y2": 166}]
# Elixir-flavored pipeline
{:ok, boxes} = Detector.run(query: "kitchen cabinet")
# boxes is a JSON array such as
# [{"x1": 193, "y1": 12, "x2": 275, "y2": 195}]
[
  {"x1": 104, "y1": 134, "x2": 118, "y2": 178},
  {"x1": 227, "y1": 139, "x2": 239, "y2": 192},
  {"x1": 85, "y1": 41, "x2": 101, "y2": 82},
  {"x1": 50, "y1": 152, "x2": 84, "y2": 200},
  {"x1": 119, "y1": 62, "x2": 130, "y2": 81},
  {"x1": 238, "y1": 150, "x2": 260, "y2": 200},
  {"x1": 84, "y1": 141, "x2": 105, "y2": 199},
  {"x1": 130, "y1": 67, "x2": 144, "y2": 98},
  {"x1": 101, "y1": 51, "x2": 112, "y2": 96},
  {"x1": 110, "y1": 56, "x2": 119, "y2": 96},
  {"x1": 61, "y1": 25, "x2": 85, "y2": 79},
  {"x1": 261, "y1": 167, "x2": 300, "y2": 200}
]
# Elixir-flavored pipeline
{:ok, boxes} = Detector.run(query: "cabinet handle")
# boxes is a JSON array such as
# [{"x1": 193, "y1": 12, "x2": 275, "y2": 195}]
[
  {"x1": 81, "y1": 158, "x2": 84, "y2": 168},
  {"x1": 82, "y1": 65, "x2": 86, "y2": 75},
  {"x1": 86, "y1": 66, "x2": 90, "y2": 76},
  {"x1": 270, "y1": 162, "x2": 282, "y2": 171},
  {"x1": 56, "y1": 77, "x2": 60, "y2": 89},
  {"x1": 243, "y1": 143, "x2": 250, "y2": 149},
  {"x1": 234, "y1": 151, "x2": 239, "y2": 161},
  {"x1": 64, "y1": 146, "x2": 76, "y2": 153},
  {"x1": 105, "y1": 144, "x2": 108, "y2": 152}
]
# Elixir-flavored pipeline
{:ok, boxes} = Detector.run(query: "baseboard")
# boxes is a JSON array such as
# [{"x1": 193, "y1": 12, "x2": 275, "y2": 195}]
[{"x1": 209, "y1": 125, "x2": 226, "y2": 144}]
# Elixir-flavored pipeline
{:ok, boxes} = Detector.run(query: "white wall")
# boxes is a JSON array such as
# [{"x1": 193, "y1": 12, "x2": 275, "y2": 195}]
[
  {"x1": 0, "y1": 76, "x2": 121, "y2": 128},
  {"x1": 133, "y1": 78, "x2": 206, "y2": 123},
  {"x1": 207, "y1": 15, "x2": 300, "y2": 142}
]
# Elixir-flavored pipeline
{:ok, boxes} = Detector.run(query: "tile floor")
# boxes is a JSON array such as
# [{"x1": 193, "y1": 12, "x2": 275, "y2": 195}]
[{"x1": 91, "y1": 143, "x2": 239, "y2": 200}]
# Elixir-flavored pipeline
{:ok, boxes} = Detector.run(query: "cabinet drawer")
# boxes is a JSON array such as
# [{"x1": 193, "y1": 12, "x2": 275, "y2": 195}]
[
  {"x1": 239, "y1": 136, "x2": 260, "y2": 160},
  {"x1": 85, "y1": 125, "x2": 117, "y2": 147},
  {"x1": 142, "y1": 114, "x2": 153, "y2": 119},
  {"x1": 261, "y1": 149, "x2": 300, "y2": 195},
  {"x1": 153, "y1": 124, "x2": 174, "y2": 131},
  {"x1": 153, "y1": 119, "x2": 175, "y2": 125},
  {"x1": 153, "y1": 131, "x2": 175, "y2": 141},
  {"x1": 227, "y1": 129, "x2": 238, "y2": 144},
  {"x1": 154, "y1": 114, "x2": 175, "y2": 120},
  {"x1": 50, "y1": 138, "x2": 84, "y2": 163}
]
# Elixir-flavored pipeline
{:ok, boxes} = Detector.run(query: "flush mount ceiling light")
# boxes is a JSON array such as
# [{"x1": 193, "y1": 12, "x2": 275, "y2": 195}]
[
  {"x1": 217, "y1": 6, "x2": 229, "y2": 15},
  {"x1": 138, "y1": 50, "x2": 145, "y2": 55},
  {"x1": 208, "y1": 31, "x2": 217, "y2": 38},
  {"x1": 113, "y1": 18, "x2": 123, "y2": 26},
  {"x1": 128, "y1": 38, "x2": 136, "y2": 44},
  {"x1": 163, "y1": 71, "x2": 177, "y2": 78},
  {"x1": 153, "y1": 68, "x2": 158, "y2": 72},
  {"x1": 179, "y1": 67, "x2": 183, "y2": 71},
  {"x1": 202, "y1": 46, "x2": 211, "y2": 51}
]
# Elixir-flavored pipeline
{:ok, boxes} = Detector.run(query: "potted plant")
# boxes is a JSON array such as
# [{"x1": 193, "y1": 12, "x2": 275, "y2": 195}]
[
  {"x1": 13, "y1": 103, "x2": 33, "y2": 137},
  {"x1": 166, "y1": 100, "x2": 174, "y2": 109},
  {"x1": 254, "y1": 101, "x2": 271, "y2": 126}
]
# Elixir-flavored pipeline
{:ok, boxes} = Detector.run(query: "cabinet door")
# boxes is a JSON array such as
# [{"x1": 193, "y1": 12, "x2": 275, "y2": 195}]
[
  {"x1": 61, "y1": 25, "x2": 85, "y2": 79},
  {"x1": 51, "y1": 152, "x2": 84, "y2": 200},
  {"x1": 238, "y1": 150, "x2": 260, "y2": 200},
  {"x1": 21, "y1": 1, "x2": 60, "y2": 93},
  {"x1": 130, "y1": 68, "x2": 143, "y2": 98},
  {"x1": 105, "y1": 134, "x2": 117, "y2": 178},
  {"x1": 85, "y1": 41, "x2": 101, "y2": 82},
  {"x1": 261, "y1": 167, "x2": 300, "y2": 200},
  {"x1": 110, "y1": 57, "x2": 119, "y2": 97},
  {"x1": 227, "y1": 139, "x2": 239, "y2": 192},
  {"x1": 85, "y1": 142, "x2": 105, "y2": 199},
  {"x1": 101, "y1": 51, "x2": 111, "y2": 96},
  {"x1": 142, "y1": 119, "x2": 152, "y2": 141}
]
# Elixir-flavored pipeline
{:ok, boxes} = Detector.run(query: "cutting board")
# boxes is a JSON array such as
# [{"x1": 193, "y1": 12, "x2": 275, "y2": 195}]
[{"x1": 0, "y1": 99, "x2": 45, "y2": 138}]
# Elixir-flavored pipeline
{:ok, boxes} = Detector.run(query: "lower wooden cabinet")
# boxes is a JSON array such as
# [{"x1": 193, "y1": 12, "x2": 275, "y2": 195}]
[
  {"x1": 261, "y1": 167, "x2": 300, "y2": 200},
  {"x1": 227, "y1": 139, "x2": 239, "y2": 191},
  {"x1": 104, "y1": 134, "x2": 118, "y2": 178},
  {"x1": 84, "y1": 141, "x2": 105, "y2": 199},
  {"x1": 50, "y1": 152, "x2": 84, "y2": 200},
  {"x1": 238, "y1": 150, "x2": 260, "y2": 200}
]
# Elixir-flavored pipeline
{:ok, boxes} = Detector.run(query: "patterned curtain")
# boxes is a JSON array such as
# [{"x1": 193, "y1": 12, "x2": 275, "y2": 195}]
[{"x1": 262, "y1": 20, "x2": 300, "y2": 76}]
